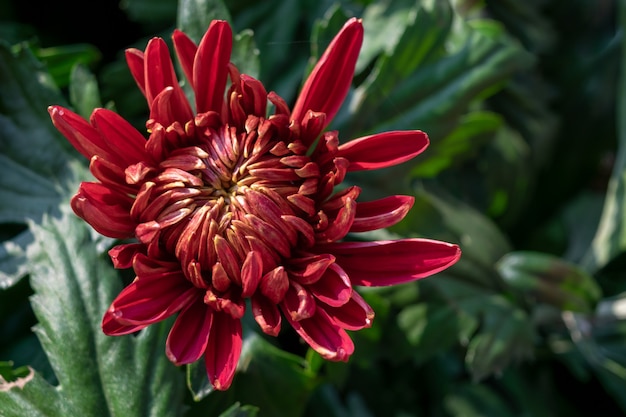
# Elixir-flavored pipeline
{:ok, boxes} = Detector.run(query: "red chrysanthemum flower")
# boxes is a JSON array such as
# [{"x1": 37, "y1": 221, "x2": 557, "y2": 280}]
[{"x1": 49, "y1": 18, "x2": 461, "y2": 390}]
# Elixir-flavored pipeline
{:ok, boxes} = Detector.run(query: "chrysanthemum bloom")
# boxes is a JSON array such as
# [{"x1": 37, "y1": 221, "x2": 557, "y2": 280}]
[{"x1": 49, "y1": 18, "x2": 461, "y2": 390}]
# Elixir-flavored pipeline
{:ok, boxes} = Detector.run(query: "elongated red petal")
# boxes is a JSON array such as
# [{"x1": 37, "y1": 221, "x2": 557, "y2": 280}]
[
  {"x1": 90, "y1": 108, "x2": 147, "y2": 165},
  {"x1": 106, "y1": 278, "x2": 197, "y2": 326},
  {"x1": 251, "y1": 294, "x2": 282, "y2": 336},
  {"x1": 325, "y1": 239, "x2": 461, "y2": 286},
  {"x1": 108, "y1": 243, "x2": 144, "y2": 269},
  {"x1": 291, "y1": 17, "x2": 363, "y2": 129},
  {"x1": 350, "y1": 195, "x2": 414, "y2": 232},
  {"x1": 194, "y1": 20, "x2": 232, "y2": 113},
  {"x1": 172, "y1": 29, "x2": 198, "y2": 90},
  {"x1": 338, "y1": 130, "x2": 429, "y2": 171},
  {"x1": 143, "y1": 37, "x2": 177, "y2": 104},
  {"x1": 71, "y1": 183, "x2": 135, "y2": 239},
  {"x1": 102, "y1": 313, "x2": 146, "y2": 335},
  {"x1": 322, "y1": 291, "x2": 374, "y2": 330},
  {"x1": 316, "y1": 197, "x2": 356, "y2": 243},
  {"x1": 143, "y1": 38, "x2": 193, "y2": 123},
  {"x1": 205, "y1": 313, "x2": 242, "y2": 390},
  {"x1": 166, "y1": 300, "x2": 213, "y2": 365},
  {"x1": 241, "y1": 250, "x2": 263, "y2": 297},
  {"x1": 125, "y1": 48, "x2": 146, "y2": 96},
  {"x1": 308, "y1": 263, "x2": 352, "y2": 307},
  {"x1": 48, "y1": 105, "x2": 112, "y2": 162},
  {"x1": 283, "y1": 306, "x2": 354, "y2": 361}
]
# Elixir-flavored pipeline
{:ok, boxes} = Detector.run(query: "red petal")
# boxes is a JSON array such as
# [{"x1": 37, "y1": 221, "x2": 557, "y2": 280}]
[
  {"x1": 144, "y1": 37, "x2": 193, "y2": 123},
  {"x1": 102, "y1": 313, "x2": 145, "y2": 335},
  {"x1": 316, "y1": 197, "x2": 356, "y2": 243},
  {"x1": 90, "y1": 108, "x2": 147, "y2": 165},
  {"x1": 172, "y1": 29, "x2": 198, "y2": 90},
  {"x1": 251, "y1": 294, "x2": 282, "y2": 336},
  {"x1": 283, "y1": 306, "x2": 354, "y2": 361},
  {"x1": 350, "y1": 195, "x2": 414, "y2": 232},
  {"x1": 204, "y1": 313, "x2": 242, "y2": 391},
  {"x1": 71, "y1": 183, "x2": 135, "y2": 239},
  {"x1": 125, "y1": 48, "x2": 146, "y2": 96},
  {"x1": 105, "y1": 276, "x2": 197, "y2": 327},
  {"x1": 291, "y1": 18, "x2": 363, "y2": 130},
  {"x1": 325, "y1": 239, "x2": 461, "y2": 286},
  {"x1": 194, "y1": 20, "x2": 233, "y2": 114},
  {"x1": 108, "y1": 243, "x2": 144, "y2": 269},
  {"x1": 282, "y1": 281, "x2": 316, "y2": 321},
  {"x1": 260, "y1": 266, "x2": 289, "y2": 303},
  {"x1": 288, "y1": 253, "x2": 335, "y2": 285},
  {"x1": 48, "y1": 105, "x2": 112, "y2": 162},
  {"x1": 308, "y1": 263, "x2": 352, "y2": 307},
  {"x1": 322, "y1": 290, "x2": 374, "y2": 330},
  {"x1": 166, "y1": 300, "x2": 213, "y2": 365},
  {"x1": 89, "y1": 156, "x2": 137, "y2": 195},
  {"x1": 338, "y1": 130, "x2": 429, "y2": 171},
  {"x1": 241, "y1": 251, "x2": 263, "y2": 297}
]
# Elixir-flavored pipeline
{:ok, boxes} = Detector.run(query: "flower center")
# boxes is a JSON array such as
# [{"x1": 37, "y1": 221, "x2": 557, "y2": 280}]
[{"x1": 128, "y1": 113, "x2": 321, "y2": 293}]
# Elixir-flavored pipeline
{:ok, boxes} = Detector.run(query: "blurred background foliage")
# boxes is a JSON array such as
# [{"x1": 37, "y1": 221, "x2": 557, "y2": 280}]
[{"x1": 0, "y1": 0, "x2": 625, "y2": 416}]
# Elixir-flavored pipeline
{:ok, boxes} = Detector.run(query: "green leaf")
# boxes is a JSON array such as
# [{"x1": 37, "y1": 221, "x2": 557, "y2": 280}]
[
  {"x1": 121, "y1": 0, "x2": 178, "y2": 28},
  {"x1": 232, "y1": 0, "x2": 308, "y2": 98},
  {"x1": 464, "y1": 296, "x2": 535, "y2": 381},
  {"x1": 562, "y1": 303, "x2": 626, "y2": 413},
  {"x1": 397, "y1": 302, "x2": 478, "y2": 363},
  {"x1": 177, "y1": 0, "x2": 232, "y2": 43},
  {"x1": 0, "y1": 41, "x2": 88, "y2": 288},
  {"x1": 0, "y1": 231, "x2": 31, "y2": 289},
  {"x1": 69, "y1": 64, "x2": 102, "y2": 119},
  {"x1": 582, "y1": 0, "x2": 626, "y2": 273},
  {"x1": 231, "y1": 29, "x2": 260, "y2": 80},
  {"x1": 0, "y1": 361, "x2": 31, "y2": 383},
  {"x1": 0, "y1": 209, "x2": 186, "y2": 416},
  {"x1": 411, "y1": 111, "x2": 504, "y2": 178},
  {"x1": 218, "y1": 402, "x2": 260, "y2": 417},
  {"x1": 355, "y1": 0, "x2": 421, "y2": 74},
  {"x1": 444, "y1": 383, "x2": 517, "y2": 417},
  {"x1": 497, "y1": 251, "x2": 602, "y2": 313},
  {"x1": 34, "y1": 43, "x2": 102, "y2": 89},
  {"x1": 343, "y1": 7, "x2": 533, "y2": 140}
]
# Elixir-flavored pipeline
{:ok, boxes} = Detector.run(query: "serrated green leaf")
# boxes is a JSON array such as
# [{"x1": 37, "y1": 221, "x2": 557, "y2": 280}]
[
  {"x1": 497, "y1": 251, "x2": 602, "y2": 313},
  {"x1": 0, "y1": 209, "x2": 186, "y2": 416},
  {"x1": 0, "y1": 41, "x2": 88, "y2": 288},
  {"x1": 0, "y1": 231, "x2": 31, "y2": 289}
]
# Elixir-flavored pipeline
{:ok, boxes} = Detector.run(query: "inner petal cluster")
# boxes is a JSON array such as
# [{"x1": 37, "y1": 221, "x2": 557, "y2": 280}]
[{"x1": 125, "y1": 90, "x2": 355, "y2": 315}]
